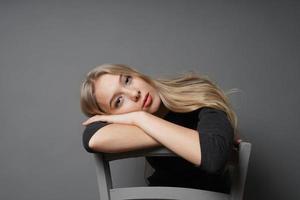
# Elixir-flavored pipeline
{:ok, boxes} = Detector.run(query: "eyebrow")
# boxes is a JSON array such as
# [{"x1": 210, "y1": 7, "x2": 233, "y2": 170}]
[{"x1": 109, "y1": 74, "x2": 123, "y2": 109}]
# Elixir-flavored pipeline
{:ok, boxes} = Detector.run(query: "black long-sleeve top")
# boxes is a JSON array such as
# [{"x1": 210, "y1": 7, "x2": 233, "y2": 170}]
[{"x1": 82, "y1": 107, "x2": 234, "y2": 193}]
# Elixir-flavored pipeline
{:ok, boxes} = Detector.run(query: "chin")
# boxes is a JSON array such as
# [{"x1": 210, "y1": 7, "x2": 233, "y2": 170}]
[{"x1": 149, "y1": 99, "x2": 160, "y2": 113}]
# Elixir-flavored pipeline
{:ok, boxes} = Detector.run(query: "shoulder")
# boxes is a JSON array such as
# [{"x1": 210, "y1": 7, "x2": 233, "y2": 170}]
[
  {"x1": 198, "y1": 106, "x2": 227, "y2": 117},
  {"x1": 197, "y1": 106, "x2": 233, "y2": 134},
  {"x1": 82, "y1": 121, "x2": 109, "y2": 153}
]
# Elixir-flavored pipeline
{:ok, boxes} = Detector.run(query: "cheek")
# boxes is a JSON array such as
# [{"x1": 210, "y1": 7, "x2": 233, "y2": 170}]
[{"x1": 121, "y1": 97, "x2": 139, "y2": 110}]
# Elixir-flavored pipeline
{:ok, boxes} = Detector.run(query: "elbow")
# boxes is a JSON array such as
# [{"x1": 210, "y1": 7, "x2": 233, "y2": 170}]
[
  {"x1": 88, "y1": 134, "x2": 111, "y2": 153},
  {"x1": 193, "y1": 154, "x2": 202, "y2": 168},
  {"x1": 88, "y1": 139, "x2": 97, "y2": 151},
  {"x1": 87, "y1": 139, "x2": 102, "y2": 153}
]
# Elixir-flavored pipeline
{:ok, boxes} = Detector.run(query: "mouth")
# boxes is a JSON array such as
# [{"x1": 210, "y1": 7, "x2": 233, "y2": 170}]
[{"x1": 142, "y1": 92, "x2": 149, "y2": 108}]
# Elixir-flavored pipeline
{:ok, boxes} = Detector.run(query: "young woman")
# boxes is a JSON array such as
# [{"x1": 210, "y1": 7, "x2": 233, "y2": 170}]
[{"x1": 80, "y1": 63, "x2": 241, "y2": 193}]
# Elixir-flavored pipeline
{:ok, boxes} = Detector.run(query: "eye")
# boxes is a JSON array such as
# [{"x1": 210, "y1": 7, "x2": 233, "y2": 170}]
[
  {"x1": 114, "y1": 76, "x2": 132, "y2": 108},
  {"x1": 115, "y1": 96, "x2": 122, "y2": 108},
  {"x1": 125, "y1": 75, "x2": 132, "y2": 85}
]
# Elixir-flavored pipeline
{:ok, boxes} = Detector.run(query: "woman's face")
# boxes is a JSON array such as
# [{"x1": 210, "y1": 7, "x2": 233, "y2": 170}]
[{"x1": 93, "y1": 73, "x2": 162, "y2": 115}]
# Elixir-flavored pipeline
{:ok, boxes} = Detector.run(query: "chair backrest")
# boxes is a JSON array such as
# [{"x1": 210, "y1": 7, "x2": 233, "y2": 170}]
[
  {"x1": 92, "y1": 142, "x2": 251, "y2": 200},
  {"x1": 230, "y1": 142, "x2": 252, "y2": 200}
]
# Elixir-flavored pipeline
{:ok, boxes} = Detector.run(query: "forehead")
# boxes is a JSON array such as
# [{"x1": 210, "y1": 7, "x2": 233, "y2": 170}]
[{"x1": 94, "y1": 73, "x2": 119, "y2": 110}]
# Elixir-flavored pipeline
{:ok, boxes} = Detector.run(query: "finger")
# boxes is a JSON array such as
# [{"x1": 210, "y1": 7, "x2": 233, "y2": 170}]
[
  {"x1": 82, "y1": 121, "x2": 89, "y2": 125},
  {"x1": 82, "y1": 120, "x2": 93, "y2": 125},
  {"x1": 82, "y1": 117, "x2": 102, "y2": 125},
  {"x1": 235, "y1": 139, "x2": 242, "y2": 144}
]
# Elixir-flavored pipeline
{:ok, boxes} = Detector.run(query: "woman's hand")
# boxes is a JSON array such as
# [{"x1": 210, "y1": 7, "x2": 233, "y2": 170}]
[
  {"x1": 82, "y1": 111, "x2": 144, "y2": 126},
  {"x1": 234, "y1": 134, "x2": 242, "y2": 148}
]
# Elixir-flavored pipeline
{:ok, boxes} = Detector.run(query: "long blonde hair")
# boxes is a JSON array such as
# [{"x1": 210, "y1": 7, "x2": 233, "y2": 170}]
[{"x1": 80, "y1": 63, "x2": 240, "y2": 135}]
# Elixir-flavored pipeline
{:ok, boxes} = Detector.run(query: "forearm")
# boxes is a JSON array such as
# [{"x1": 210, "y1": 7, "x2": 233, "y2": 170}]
[
  {"x1": 134, "y1": 112, "x2": 201, "y2": 166},
  {"x1": 91, "y1": 123, "x2": 163, "y2": 153}
]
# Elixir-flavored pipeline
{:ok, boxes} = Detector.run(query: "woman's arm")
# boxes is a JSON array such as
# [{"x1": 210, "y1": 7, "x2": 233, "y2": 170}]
[
  {"x1": 88, "y1": 123, "x2": 163, "y2": 153},
  {"x1": 86, "y1": 108, "x2": 233, "y2": 173},
  {"x1": 88, "y1": 111, "x2": 201, "y2": 165},
  {"x1": 133, "y1": 112, "x2": 201, "y2": 166}
]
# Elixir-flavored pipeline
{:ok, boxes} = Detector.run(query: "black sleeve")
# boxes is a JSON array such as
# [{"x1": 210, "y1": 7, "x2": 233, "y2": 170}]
[
  {"x1": 82, "y1": 121, "x2": 110, "y2": 153},
  {"x1": 195, "y1": 107, "x2": 234, "y2": 174}
]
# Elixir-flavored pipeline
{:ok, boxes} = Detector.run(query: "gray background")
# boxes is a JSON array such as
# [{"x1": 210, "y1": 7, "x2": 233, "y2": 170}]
[{"x1": 0, "y1": 1, "x2": 299, "y2": 200}]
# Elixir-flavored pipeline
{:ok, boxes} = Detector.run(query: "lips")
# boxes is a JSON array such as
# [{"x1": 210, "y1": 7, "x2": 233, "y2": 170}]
[{"x1": 143, "y1": 93, "x2": 149, "y2": 108}]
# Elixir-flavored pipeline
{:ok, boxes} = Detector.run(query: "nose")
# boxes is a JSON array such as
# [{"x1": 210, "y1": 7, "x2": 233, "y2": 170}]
[{"x1": 124, "y1": 88, "x2": 141, "y2": 102}]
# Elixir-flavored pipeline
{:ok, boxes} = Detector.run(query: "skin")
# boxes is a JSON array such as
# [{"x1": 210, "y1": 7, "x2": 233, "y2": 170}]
[{"x1": 93, "y1": 73, "x2": 169, "y2": 118}]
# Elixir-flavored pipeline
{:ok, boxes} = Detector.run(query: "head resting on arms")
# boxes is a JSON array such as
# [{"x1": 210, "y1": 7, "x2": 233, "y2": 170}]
[{"x1": 80, "y1": 63, "x2": 240, "y2": 136}]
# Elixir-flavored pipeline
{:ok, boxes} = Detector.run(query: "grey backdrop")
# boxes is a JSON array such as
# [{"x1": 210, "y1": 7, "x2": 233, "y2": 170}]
[{"x1": 0, "y1": 1, "x2": 299, "y2": 200}]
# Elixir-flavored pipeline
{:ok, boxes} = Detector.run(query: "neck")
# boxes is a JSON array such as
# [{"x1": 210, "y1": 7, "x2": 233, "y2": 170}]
[{"x1": 153, "y1": 101, "x2": 170, "y2": 118}]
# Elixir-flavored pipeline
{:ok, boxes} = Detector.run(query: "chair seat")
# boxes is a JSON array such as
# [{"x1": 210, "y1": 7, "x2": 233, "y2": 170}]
[{"x1": 110, "y1": 186, "x2": 230, "y2": 200}]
